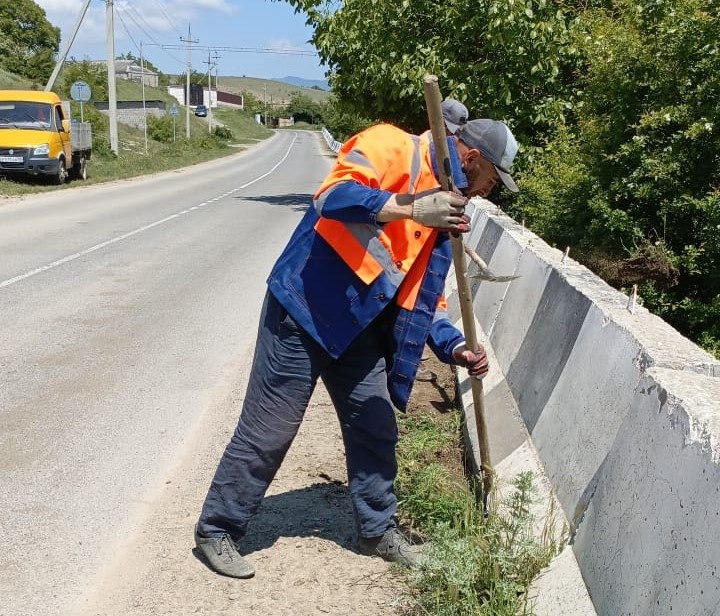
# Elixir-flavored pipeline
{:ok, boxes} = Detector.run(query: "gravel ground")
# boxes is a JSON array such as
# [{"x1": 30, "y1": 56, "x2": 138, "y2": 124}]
[{"x1": 75, "y1": 365, "x2": 409, "y2": 616}]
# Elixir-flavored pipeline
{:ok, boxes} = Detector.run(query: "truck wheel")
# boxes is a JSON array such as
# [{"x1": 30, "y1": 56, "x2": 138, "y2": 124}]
[
  {"x1": 73, "y1": 157, "x2": 88, "y2": 181},
  {"x1": 54, "y1": 159, "x2": 68, "y2": 185}
]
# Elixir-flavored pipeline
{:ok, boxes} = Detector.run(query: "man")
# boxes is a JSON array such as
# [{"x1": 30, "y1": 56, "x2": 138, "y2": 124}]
[
  {"x1": 195, "y1": 118, "x2": 520, "y2": 578},
  {"x1": 441, "y1": 98, "x2": 468, "y2": 135}
]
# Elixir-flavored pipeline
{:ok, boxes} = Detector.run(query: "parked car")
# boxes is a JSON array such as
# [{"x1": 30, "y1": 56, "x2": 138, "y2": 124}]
[
  {"x1": 0, "y1": 90, "x2": 92, "y2": 184},
  {"x1": 194, "y1": 104, "x2": 208, "y2": 117}
]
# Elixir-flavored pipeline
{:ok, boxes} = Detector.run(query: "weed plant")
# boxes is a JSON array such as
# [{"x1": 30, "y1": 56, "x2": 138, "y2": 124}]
[{"x1": 396, "y1": 410, "x2": 562, "y2": 615}]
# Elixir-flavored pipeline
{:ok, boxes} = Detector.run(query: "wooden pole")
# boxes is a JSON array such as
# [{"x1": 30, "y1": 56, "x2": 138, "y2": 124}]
[{"x1": 422, "y1": 75, "x2": 494, "y2": 509}]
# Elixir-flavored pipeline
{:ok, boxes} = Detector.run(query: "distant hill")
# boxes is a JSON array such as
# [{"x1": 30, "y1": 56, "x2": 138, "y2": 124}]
[
  {"x1": 273, "y1": 76, "x2": 330, "y2": 91},
  {"x1": 216, "y1": 76, "x2": 330, "y2": 105}
]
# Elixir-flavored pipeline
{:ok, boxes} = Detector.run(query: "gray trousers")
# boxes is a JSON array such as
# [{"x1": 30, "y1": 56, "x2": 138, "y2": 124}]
[{"x1": 197, "y1": 291, "x2": 399, "y2": 540}]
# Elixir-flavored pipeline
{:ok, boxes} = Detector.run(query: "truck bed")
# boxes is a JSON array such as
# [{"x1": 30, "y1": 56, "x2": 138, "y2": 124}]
[{"x1": 71, "y1": 122, "x2": 92, "y2": 152}]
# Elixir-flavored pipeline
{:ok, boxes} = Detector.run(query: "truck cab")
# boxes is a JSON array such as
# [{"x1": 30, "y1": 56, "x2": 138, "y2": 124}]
[{"x1": 0, "y1": 90, "x2": 91, "y2": 184}]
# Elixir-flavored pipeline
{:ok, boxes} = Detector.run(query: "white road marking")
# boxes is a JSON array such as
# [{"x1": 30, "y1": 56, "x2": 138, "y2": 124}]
[{"x1": 0, "y1": 135, "x2": 297, "y2": 290}]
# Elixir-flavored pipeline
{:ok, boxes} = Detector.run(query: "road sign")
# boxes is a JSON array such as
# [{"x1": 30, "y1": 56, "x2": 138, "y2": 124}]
[
  {"x1": 70, "y1": 80, "x2": 91, "y2": 122},
  {"x1": 170, "y1": 104, "x2": 179, "y2": 116},
  {"x1": 70, "y1": 81, "x2": 91, "y2": 102}
]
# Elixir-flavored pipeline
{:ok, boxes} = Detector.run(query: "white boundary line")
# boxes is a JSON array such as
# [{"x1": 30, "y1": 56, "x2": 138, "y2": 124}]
[{"x1": 0, "y1": 134, "x2": 297, "y2": 290}]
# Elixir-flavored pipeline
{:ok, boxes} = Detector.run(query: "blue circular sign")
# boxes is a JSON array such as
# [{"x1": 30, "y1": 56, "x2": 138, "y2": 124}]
[{"x1": 70, "y1": 80, "x2": 91, "y2": 102}]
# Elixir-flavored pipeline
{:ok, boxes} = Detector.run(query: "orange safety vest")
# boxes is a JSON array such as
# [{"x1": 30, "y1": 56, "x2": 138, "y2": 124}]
[{"x1": 313, "y1": 124, "x2": 442, "y2": 311}]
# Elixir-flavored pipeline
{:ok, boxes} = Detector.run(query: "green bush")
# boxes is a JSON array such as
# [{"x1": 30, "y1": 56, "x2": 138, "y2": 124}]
[
  {"x1": 213, "y1": 125, "x2": 233, "y2": 140},
  {"x1": 91, "y1": 135, "x2": 114, "y2": 158},
  {"x1": 147, "y1": 114, "x2": 175, "y2": 143},
  {"x1": 396, "y1": 410, "x2": 560, "y2": 616},
  {"x1": 511, "y1": 0, "x2": 720, "y2": 356}
]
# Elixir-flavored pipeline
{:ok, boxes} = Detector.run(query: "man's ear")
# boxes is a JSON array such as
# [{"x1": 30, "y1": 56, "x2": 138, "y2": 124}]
[{"x1": 462, "y1": 148, "x2": 480, "y2": 168}]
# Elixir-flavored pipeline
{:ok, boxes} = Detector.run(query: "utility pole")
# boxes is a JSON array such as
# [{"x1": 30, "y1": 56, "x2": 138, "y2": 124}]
[
  {"x1": 205, "y1": 51, "x2": 212, "y2": 133},
  {"x1": 213, "y1": 51, "x2": 221, "y2": 96},
  {"x1": 264, "y1": 83, "x2": 267, "y2": 126},
  {"x1": 106, "y1": 0, "x2": 119, "y2": 155},
  {"x1": 180, "y1": 25, "x2": 198, "y2": 139},
  {"x1": 45, "y1": 0, "x2": 92, "y2": 91},
  {"x1": 140, "y1": 41, "x2": 148, "y2": 154}
]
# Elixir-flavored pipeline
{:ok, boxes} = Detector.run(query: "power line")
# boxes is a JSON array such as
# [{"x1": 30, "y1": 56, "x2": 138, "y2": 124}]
[
  {"x1": 116, "y1": 6, "x2": 184, "y2": 66},
  {"x1": 125, "y1": 3, "x2": 170, "y2": 46},
  {"x1": 117, "y1": 6, "x2": 164, "y2": 49},
  {"x1": 155, "y1": 44, "x2": 318, "y2": 57},
  {"x1": 115, "y1": 10, "x2": 143, "y2": 55},
  {"x1": 151, "y1": 0, "x2": 183, "y2": 37}
]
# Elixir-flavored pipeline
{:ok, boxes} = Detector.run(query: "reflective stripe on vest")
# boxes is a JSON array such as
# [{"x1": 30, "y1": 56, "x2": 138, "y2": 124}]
[{"x1": 314, "y1": 134, "x2": 438, "y2": 310}]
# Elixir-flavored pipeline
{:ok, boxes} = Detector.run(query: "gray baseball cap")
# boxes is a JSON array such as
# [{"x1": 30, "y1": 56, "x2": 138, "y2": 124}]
[
  {"x1": 442, "y1": 99, "x2": 468, "y2": 134},
  {"x1": 457, "y1": 119, "x2": 519, "y2": 192}
]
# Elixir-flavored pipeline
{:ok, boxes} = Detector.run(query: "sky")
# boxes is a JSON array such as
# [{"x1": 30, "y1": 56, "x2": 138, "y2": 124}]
[{"x1": 34, "y1": 0, "x2": 328, "y2": 82}]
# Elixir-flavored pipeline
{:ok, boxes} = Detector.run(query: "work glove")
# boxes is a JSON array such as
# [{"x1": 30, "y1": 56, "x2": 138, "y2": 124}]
[
  {"x1": 452, "y1": 343, "x2": 489, "y2": 379},
  {"x1": 412, "y1": 190, "x2": 470, "y2": 233}
]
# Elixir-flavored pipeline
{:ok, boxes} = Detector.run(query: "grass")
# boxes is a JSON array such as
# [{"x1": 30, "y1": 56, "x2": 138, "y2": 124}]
[
  {"x1": 114, "y1": 78, "x2": 178, "y2": 105},
  {"x1": 396, "y1": 389, "x2": 563, "y2": 615},
  {"x1": 213, "y1": 108, "x2": 274, "y2": 143}
]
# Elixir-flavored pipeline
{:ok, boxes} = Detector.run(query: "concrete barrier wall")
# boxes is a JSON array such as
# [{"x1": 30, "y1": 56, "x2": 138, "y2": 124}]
[{"x1": 453, "y1": 200, "x2": 720, "y2": 615}]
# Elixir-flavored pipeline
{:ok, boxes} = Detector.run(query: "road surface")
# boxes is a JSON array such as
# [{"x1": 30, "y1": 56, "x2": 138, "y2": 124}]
[{"x1": 0, "y1": 131, "x2": 403, "y2": 615}]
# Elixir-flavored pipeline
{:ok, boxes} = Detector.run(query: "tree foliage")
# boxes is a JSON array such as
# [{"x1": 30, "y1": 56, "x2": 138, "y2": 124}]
[
  {"x1": 0, "y1": 0, "x2": 60, "y2": 83},
  {"x1": 283, "y1": 0, "x2": 580, "y2": 145},
  {"x1": 511, "y1": 0, "x2": 720, "y2": 350},
  {"x1": 281, "y1": 0, "x2": 720, "y2": 354},
  {"x1": 285, "y1": 93, "x2": 326, "y2": 124},
  {"x1": 59, "y1": 61, "x2": 109, "y2": 103}
]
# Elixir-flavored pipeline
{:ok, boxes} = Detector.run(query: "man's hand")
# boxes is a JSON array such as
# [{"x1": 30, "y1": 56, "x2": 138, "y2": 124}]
[
  {"x1": 412, "y1": 191, "x2": 470, "y2": 233},
  {"x1": 452, "y1": 343, "x2": 489, "y2": 379}
]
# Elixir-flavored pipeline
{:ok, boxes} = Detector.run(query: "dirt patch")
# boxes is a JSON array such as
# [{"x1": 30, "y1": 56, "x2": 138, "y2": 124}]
[
  {"x1": 76, "y1": 352, "x2": 459, "y2": 616},
  {"x1": 582, "y1": 244, "x2": 679, "y2": 290},
  {"x1": 405, "y1": 352, "x2": 465, "y2": 480}
]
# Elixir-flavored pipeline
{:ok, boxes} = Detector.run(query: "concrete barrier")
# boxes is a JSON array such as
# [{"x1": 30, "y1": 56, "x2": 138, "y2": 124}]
[{"x1": 450, "y1": 200, "x2": 720, "y2": 615}]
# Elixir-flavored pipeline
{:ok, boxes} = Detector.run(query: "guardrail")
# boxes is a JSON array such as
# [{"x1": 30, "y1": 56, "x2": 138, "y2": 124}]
[
  {"x1": 450, "y1": 198, "x2": 720, "y2": 616},
  {"x1": 321, "y1": 127, "x2": 342, "y2": 153}
]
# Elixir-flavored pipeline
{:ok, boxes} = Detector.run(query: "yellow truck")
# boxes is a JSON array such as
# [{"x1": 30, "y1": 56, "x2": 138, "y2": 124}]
[{"x1": 0, "y1": 90, "x2": 92, "y2": 185}]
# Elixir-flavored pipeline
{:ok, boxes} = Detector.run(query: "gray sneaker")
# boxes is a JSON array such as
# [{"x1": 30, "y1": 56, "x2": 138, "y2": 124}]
[
  {"x1": 194, "y1": 525, "x2": 255, "y2": 579},
  {"x1": 358, "y1": 527, "x2": 426, "y2": 568}
]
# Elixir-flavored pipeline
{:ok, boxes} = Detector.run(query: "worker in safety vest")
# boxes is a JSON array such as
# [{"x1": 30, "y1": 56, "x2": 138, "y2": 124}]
[{"x1": 194, "y1": 118, "x2": 520, "y2": 579}]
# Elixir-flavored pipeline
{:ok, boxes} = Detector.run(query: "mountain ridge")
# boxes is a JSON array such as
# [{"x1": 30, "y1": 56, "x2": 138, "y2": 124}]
[{"x1": 272, "y1": 76, "x2": 330, "y2": 91}]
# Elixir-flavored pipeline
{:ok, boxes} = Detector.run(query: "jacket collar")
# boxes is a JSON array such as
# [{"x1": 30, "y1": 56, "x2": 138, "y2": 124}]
[{"x1": 430, "y1": 137, "x2": 469, "y2": 191}]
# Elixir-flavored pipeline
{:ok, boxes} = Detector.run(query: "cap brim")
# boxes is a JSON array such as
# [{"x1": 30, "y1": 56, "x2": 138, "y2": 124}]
[
  {"x1": 496, "y1": 166, "x2": 519, "y2": 193},
  {"x1": 444, "y1": 119, "x2": 460, "y2": 134}
]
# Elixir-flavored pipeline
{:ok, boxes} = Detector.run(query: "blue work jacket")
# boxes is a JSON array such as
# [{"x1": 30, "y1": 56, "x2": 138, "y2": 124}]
[{"x1": 267, "y1": 129, "x2": 466, "y2": 410}]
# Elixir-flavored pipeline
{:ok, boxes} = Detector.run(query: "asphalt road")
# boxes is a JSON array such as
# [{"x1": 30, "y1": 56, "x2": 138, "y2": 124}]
[{"x1": 0, "y1": 131, "x2": 333, "y2": 616}]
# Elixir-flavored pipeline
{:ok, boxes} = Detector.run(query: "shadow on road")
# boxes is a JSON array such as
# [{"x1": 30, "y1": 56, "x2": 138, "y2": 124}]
[{"x1": 238, "y1": 193, "x2": 312, "y2": 212}]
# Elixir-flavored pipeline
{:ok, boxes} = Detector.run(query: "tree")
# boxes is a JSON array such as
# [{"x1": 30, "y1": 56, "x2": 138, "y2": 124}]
[
  {"x1": 286, "y1": 93, "x2": 325, "y2": 124},
  {"x1": 56, "y1": 60, "x2": 109, "y2": 133},
  {"x1": 510, "y1": 0, "x2": 720, "y2": 354},
  {"x1": 0, "y1": 0, "x2": 60, "y2": 83},
  {"x1": 59, "y1": 61, "x2": 108, "y2": 103},
  {"x1": 281, "y1": 0, "x2": 580, "y2": 145},
  {"x1": 280, "y1": 0, "x2": 720, "y2": 354}
]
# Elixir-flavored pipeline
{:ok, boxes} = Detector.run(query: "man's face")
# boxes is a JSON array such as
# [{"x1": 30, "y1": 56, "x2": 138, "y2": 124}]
[{"x1": 461, "y1": 151, "x2": 500, "y2": 198}]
